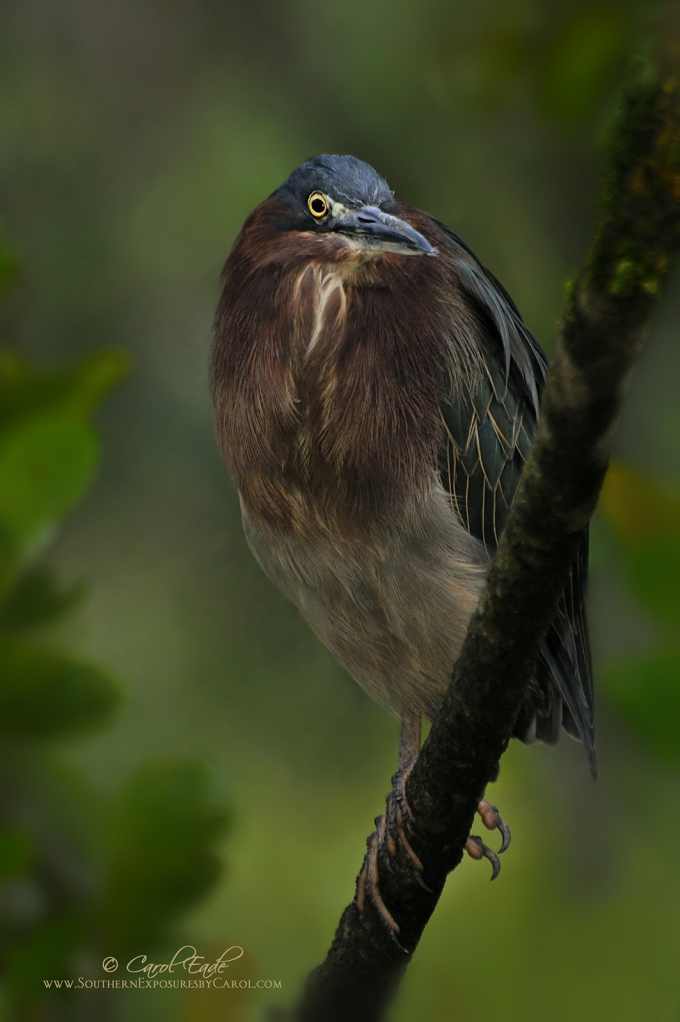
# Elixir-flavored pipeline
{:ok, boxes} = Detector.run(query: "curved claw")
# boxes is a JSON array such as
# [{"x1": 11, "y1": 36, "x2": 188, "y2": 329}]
[
  {"x1": 465, "y1": 835, "x2": 501, "y2": 880},
  {"x1": 496, "y1": 815, "x2": 511, "y2": 854},
  {"x1": 482, "y1": 844, "x2": 501, "y2": 880},
  {"x1": 477, "y1": 799, "x2": 512, "y2": 853}
]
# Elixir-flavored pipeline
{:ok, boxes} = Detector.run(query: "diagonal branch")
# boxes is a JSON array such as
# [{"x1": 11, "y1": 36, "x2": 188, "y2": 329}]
[{"x1": 283, "y1": 61, "x2": 680, "y2": 1022}]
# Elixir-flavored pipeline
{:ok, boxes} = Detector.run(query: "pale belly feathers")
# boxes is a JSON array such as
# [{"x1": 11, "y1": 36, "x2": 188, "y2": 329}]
[{"x1": 242, "y1": 486, "x2": 489, "y2": 722}]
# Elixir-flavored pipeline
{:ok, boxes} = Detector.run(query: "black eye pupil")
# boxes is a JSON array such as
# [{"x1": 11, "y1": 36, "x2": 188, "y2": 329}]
[{"x1": 311, "y1": 198, "x2": 325, "y2": 214}]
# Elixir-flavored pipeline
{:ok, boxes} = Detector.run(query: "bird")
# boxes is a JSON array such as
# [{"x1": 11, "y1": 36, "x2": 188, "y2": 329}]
[{"x1": 211, "y1": 154, "x2": 594, "y2": 920}]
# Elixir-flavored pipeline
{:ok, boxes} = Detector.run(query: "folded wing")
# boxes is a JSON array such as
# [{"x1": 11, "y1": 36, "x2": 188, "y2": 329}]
[{"x1": 437, "y1": 225, "x2": 596, "y2": 776}]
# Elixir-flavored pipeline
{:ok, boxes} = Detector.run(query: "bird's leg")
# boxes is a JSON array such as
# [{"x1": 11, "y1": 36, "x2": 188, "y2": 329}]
[
  {"x1": 355, "y1": 712, "x2": 426, "y2": 944},
  {"x1": 398, "y1": 709, "x2": 423, "y2": 768},
  {"x1": 386, "y1": 711, "x2": 425, "y2": 872},
  {"x1": 356, "y1": 718, "x2": 513, "y2": 940},
  {"x1": 390, "y1": 720, "x2": 511, "y2": 872},
  {"x1": 388, "y1": 723, "x2": 510, "y2": 879}
]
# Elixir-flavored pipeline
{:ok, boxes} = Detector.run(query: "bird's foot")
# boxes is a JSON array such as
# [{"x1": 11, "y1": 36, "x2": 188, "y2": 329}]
[
  {"x1": 356, "y1": 815, "x2": 406, "y2": 947},
  {"x1": 386, "y1": 761, "x2": 430, "y2": 885},
  {"x1": 356, "y1": 786, "x2": 511, "y2": 940},
  {"x1": 355, "y1": 760, "x2": 427, "y2": 948},
  {"x1": 464, "y1": 799, "x2": 511, "y2": 880}
]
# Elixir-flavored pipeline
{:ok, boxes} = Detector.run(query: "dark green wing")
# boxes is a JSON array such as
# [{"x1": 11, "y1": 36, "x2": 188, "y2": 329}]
[
  {"x1": 439, "y1": 358, "x2": 535, "y2": 552},
  {"x1": 437, "y1": 226, "x2": 596, "y2": 775}
]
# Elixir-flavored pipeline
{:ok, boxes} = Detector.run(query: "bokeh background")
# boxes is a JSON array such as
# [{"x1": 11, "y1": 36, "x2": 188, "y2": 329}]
[{"x1": 0, "y1": 0, "x2": 679, "y2": 1020}]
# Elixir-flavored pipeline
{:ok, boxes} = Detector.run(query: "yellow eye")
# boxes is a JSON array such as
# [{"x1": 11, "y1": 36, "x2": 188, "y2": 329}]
[{"x1": 308, "y1": 192, "x2": 329, "y2": 218}]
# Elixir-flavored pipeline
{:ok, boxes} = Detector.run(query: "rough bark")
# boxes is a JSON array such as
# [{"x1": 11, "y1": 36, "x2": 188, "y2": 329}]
[{"x1": 282, "y1": 61, "x2": 680, "y2": 1022}]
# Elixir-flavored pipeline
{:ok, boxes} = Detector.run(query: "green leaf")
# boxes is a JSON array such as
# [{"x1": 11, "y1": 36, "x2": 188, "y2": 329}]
[
  {"x1": 0, "y1": 641, "x2": 122, "y2": 739},
  {"x1": 0, "y1": 348, "x2": 129, "y2": 589},
  {"x1": 66, "y1": 349, "x2": 131, "y2": 417},
  {"x1": 600, "y1": 649, "x2": 680, "y2": 762},
  {"x1": 0, "y1": 347, "x2": 130, "y2": 435},
  {"x1": 0, "y1": 414, "x2": 99, "y2": 557},
  {"x1": 100, "y1": 762, "x2": 229, "y2": 954},
  {"x1": 3, "y1": 913, "x2": 84, "y2": 1002},
  {"x1": 0, "y1": 827, "x2": 34, "y2": 884},
  {"x1": 0, "y1": 568, "x2": 84, "y2": 632}
]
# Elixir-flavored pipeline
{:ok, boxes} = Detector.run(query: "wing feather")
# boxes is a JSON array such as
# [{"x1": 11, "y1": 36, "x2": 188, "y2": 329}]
[{"x1": 436, "y1": 225, "x2": 596, "y2": 773}]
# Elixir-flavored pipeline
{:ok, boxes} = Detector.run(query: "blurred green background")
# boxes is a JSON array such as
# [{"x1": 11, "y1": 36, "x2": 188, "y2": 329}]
[{"x1": 0, "y1": 0, "x2": 679, "y2": 1019}]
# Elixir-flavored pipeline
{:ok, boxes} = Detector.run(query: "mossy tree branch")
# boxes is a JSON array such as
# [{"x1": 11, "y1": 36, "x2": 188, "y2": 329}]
[{"x1": 284, "y1": 63, "x2": 680, "y2": 1022}]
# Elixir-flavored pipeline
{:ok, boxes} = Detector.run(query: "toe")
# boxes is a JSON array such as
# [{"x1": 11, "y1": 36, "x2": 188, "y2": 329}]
[
  {"x1": 477, "y1": 799, "x2": 511, "y2": 853},
  {"x1": 465, "y1": 835, "x2": 501, "y2": 880},
  {"x1": 356, "y1": 820, "x2": 409, "y2": 949}
]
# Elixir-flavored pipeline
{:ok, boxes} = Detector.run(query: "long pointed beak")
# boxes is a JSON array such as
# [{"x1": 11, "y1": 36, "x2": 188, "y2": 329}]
[{"x1": 334, "y1": 206, "x2": 436, "y2": 256}]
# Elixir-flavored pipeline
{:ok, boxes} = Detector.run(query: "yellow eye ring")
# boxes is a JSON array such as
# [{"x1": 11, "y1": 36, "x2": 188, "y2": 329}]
[{"x1": 308, "y1": 192, "x2": 329, "y2": 219}]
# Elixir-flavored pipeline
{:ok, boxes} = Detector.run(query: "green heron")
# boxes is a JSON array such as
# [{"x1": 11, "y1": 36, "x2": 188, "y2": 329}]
[{"x1": 211, "y1": 154, "x2": 594, "y2": 926}]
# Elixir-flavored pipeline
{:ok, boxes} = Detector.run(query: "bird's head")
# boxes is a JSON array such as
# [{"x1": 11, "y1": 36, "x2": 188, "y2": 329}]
[
  {"x1": 237, "y1": 155, "x2": 437, "y2": 271},
  {"x1": 273, "y1": 155, "x2": 436, "y2": 257}
]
